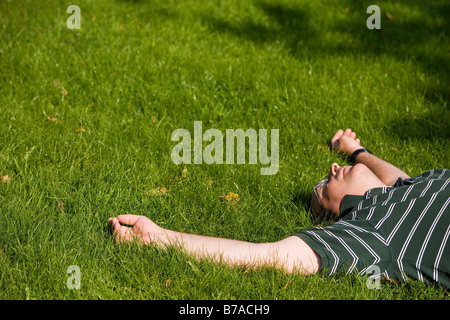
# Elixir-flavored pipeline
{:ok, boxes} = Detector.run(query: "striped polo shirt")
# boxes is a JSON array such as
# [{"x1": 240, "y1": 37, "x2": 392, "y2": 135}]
[{"x1": 297, "y1": 168, "x2": 450, "y2": 289}]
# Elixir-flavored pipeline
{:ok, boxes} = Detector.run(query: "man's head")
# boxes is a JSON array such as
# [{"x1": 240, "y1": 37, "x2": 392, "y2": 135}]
[{"x1": 310, "y1": 163, "x2": 387, "y2": 220}]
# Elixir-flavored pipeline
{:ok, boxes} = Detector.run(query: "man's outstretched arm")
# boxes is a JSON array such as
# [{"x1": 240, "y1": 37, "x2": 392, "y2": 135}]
[
  {"x1": 331, "y1": 129, "x2": 410, "y2": 186},
  {"x1": 109, "y1": 214, "x2": 321, "y2": 275}
]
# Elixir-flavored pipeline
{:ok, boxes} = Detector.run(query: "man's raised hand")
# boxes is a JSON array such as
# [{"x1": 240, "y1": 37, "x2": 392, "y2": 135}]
[{"x1": 331, "y1": 128, "x2": 363, "y2": 156}]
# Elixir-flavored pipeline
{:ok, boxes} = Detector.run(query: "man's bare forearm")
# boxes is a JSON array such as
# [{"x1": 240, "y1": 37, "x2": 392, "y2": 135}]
[
  {"x1": 156, "y1": 229, "x2": 263, "y2": 267},
  {"x1": 154, "y1": 229, "x2": 319, "y2": 274}
]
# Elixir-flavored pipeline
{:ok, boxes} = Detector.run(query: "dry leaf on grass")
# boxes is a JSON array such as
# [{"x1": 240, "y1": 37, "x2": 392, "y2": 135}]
[
  {"x1": 220, "y1": 191, "x2": 240, "y2": 204},
  {"x1": 46, "y1": 116, "x2": 60, "y2": 124},
  {"x1": 382, "y1": 276, "x2": 398, "y2": 286},
  {"x1": 0, "y1": 175, "x2": 11, "y2": 183},
  {"x1": 204, "y1": 178, "x2": 214, "y2": 189},
  {"x1": 282, "y1": 280, "x2": 292, "y2": 290},
  {"x1": 386, "y1": 12, "x2": 397, "y2": 21},
  {"x1": 146, "y1": 186, "x2": 168, "y2": 197},
  {"x1": 58, "y1": 201, "x2": 66, "y2": 214},
  {"x1": 170, "y1": 167, "x2": 188, "y2": 182}
]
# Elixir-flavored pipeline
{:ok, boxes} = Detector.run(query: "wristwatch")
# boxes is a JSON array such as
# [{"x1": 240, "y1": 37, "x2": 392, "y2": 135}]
[{"x1": 349, "y1": 148, "x2": 372, "y2": 163}]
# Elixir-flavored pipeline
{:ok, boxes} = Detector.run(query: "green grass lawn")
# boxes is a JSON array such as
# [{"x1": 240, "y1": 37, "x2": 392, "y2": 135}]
[{"x1": 0, "y1": 0, "x2": 449, "y2": 300}]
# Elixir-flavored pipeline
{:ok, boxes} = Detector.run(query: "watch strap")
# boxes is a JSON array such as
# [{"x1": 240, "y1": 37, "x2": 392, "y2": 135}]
[{"x1": 349, "y1": 148, "x2": 372, "y2": 163}]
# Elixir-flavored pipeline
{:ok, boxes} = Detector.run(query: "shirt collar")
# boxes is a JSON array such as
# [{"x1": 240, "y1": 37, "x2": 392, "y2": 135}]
[
  {"x1": 339, "y1": 194, "x2": 365, "y2": 218},
  {"x1": 338, "y1": 186, "x2": 393, "y2": 218}
]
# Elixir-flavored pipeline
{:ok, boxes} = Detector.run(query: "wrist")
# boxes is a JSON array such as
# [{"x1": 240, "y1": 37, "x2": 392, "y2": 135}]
[
  {"x1": 349, "y1": 148, "x2": 372, "y2": 163},
  {"x1": 153, "y1": 227, "x2": 173, "y2": 247}
]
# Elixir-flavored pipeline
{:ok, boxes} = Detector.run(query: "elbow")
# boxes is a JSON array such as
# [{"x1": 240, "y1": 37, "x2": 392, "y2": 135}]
[{"x1": 272, "y1": 236, "x2": 321, "y2": 275}]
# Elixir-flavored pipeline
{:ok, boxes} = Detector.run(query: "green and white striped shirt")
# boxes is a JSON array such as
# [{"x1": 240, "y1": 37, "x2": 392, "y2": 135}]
[{"x1": 297, "y1": 169, "x2": 450, "y2": 289}]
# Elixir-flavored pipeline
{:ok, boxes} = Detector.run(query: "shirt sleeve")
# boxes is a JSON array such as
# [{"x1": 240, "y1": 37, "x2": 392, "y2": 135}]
[{"x1": 296, "y1": 221, "x2": 392, "y2": 276}]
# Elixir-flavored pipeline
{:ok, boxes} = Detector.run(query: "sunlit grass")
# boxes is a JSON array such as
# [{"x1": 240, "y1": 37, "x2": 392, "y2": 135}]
[{"x1": 0, "y1": 0, "x2": 448, "y2": 299}]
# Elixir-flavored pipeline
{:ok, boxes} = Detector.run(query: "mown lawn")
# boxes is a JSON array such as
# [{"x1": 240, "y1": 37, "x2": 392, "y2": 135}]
[{"x1": 0, "y1": 0, "x2": 448, "y2": 301}]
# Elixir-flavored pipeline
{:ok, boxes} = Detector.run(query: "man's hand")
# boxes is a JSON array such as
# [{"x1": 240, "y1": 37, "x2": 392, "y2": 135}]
[
  {"x1": 331, "y1": 128, "x2": 363, "y2": 156},
  {"x1": 109, "y1": 214, "x2": 163, "y2": 245}
]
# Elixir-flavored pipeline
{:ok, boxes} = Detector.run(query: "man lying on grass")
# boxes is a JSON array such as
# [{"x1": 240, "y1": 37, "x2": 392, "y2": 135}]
[{"x1": 109, "y1": 129, "x2": 450, "y2": 289}]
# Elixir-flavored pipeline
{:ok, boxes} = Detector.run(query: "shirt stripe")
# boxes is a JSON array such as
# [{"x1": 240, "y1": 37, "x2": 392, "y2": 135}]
[
  {"x1": 434, "y1": 225, "x2": 450, "y2": 282},
  {"x1": 416, "y1": 197, "x2": 450, "y2": 282}
]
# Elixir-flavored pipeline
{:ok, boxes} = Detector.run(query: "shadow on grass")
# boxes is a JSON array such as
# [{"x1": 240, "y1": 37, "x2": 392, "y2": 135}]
[
  {"x1": 387, "y1": 111, "x2": 450, "y2": 141},
  {"x1": 202, "y1": 0, "x2": 449, "y2": 139},
  {"x1": 112, "y1": 0, "x2": 449, "y2": 140},
  {"x1": 205, "y1": 3, "x2": 316, "y2": 48},
  {"x1": 341, "y1": 0, "x2": 450, "y2": 105}
]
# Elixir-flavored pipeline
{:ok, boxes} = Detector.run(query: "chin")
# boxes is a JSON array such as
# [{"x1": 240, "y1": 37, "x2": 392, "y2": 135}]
[
  {"x1": 352, "y1": 163, "x2": 371, "y2": 176},
  {"x1": 352, "y1": 163, "x2": 383, "y2": 191},
  {"x1": 353, "y1": 163, "x2": 367, "y2": 170}
]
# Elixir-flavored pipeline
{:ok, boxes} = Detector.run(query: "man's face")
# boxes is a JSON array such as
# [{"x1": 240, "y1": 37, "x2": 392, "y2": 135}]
[{"x1": 313, "y1": 163, "x2": 385, "y2": 216}]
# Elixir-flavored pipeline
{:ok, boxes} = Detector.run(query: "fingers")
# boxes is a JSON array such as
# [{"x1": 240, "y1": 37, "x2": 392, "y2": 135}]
[
  {"x1": 117, "y1": 214, "x2": 143, "y2": 226},
  {"x1": 332, "y1": 128, "x2": 359, "y2": 144},
  {"x1": 343, "y1": 128, "x2": 357, "y2": 139},
  {"x1": 331, "y1": 129, "x2": 344, "y2": 149},
  {"x1": 343, "y1": 128, "x2": 352, "y2": 137},
  {"x1": 109, "y1": 217, "x2": 135, "y2": 243}
]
